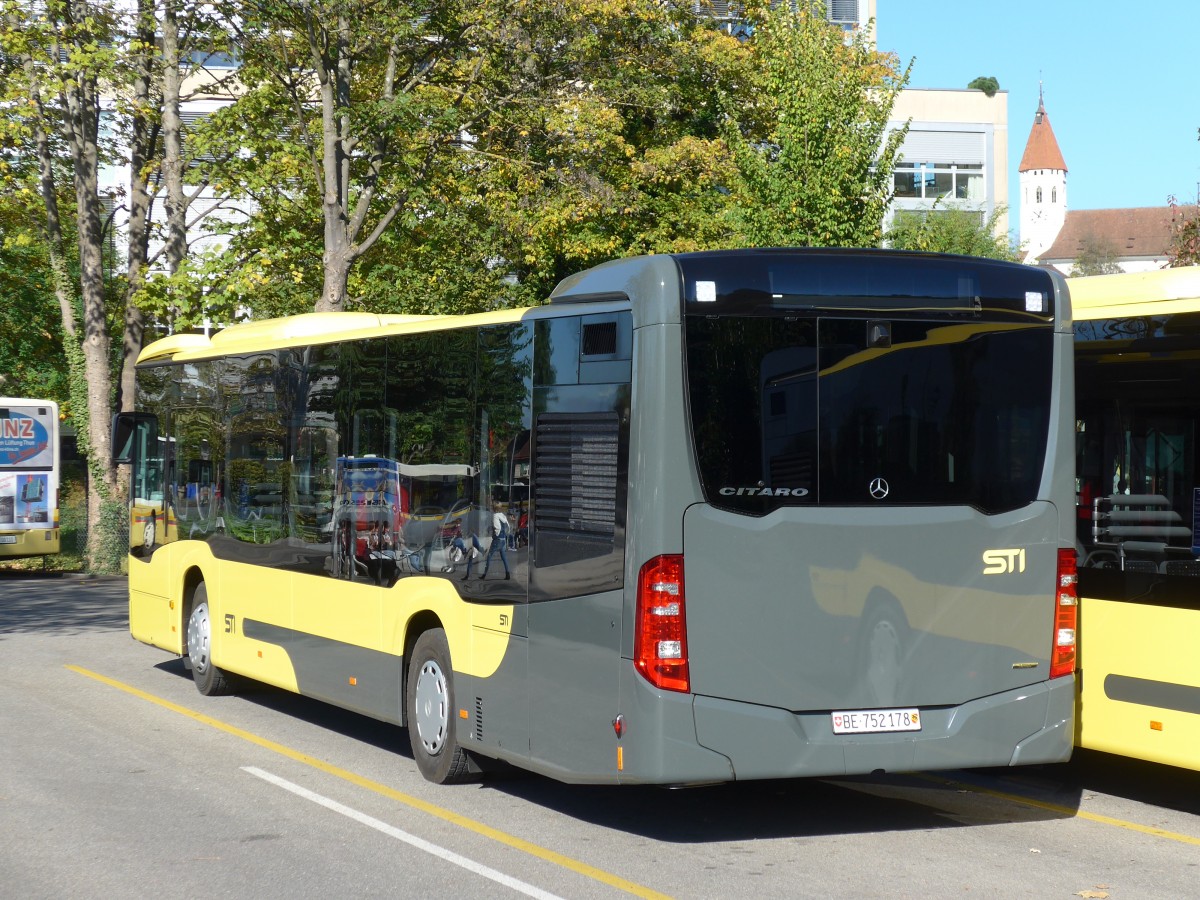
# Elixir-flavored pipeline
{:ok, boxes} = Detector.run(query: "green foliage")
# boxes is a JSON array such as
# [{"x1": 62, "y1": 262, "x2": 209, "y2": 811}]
[
  {"x1": 1071, "y1": 235, "x2": 1123, "y2": 276},
  {"x1": 885, "y1": 203, "x2": 1018, "y2": 261},
  {"x1": 92, "y1": 498, "x2": 129, "y2": 573},
  {"x1": 722, "y1": 3, "x2": 911, "y2": 249},
  {"x1": 127, "y1": 1, "x2": 919, "y2": 317},
  {"x1": 462, "y1": 1, "x2": 745, "y2": 298},
  {"x1": 967, "y1": 76, "x2": 1000, "y2": 97},
  {"x1": 0, "y1": 198, "x2": 70, "y2": 401},
  {"x1": 180, "y1": 0, "x2": 749, "y2": 314},
  {"x1": 9, "y1": 0, "x2": 936, "y2": 353}
]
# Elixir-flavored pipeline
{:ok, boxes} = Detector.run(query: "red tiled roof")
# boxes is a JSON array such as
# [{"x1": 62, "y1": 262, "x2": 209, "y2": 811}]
[
  {"x1": 1018, "y1": 100, "x2": 1067, "y2": 173},
  {"x1": 1040, "y1": 207, "x2": 1186, "y2": 263}
]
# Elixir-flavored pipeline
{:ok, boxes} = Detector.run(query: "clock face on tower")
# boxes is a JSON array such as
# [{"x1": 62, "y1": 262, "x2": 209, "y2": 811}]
[{"x1": 1032, "y1": 209, "x2": 1046, "y2": 224}]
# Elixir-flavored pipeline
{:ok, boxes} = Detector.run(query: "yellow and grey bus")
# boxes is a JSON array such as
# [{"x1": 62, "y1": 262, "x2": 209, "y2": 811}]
[
  {"x1": 1070, "y1": 265, "x2": 1200, "y2": 770},
  {"x1": 113, "y1": 249, "x2": 1078, "y2": 785},
  {"x1": 0, "y1": 398, "x2": 60, "y2": 561}
]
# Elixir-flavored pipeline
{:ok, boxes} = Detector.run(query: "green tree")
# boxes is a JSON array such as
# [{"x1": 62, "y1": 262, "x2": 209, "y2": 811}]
[
  {"x1": 462, "y1": 0, "x2": 745, "y2": 305},
  {"x1": 0, "y1": 192, "x2": 71, "y2": 401},
  {"x1": 0, "y1": 0, "x2": 228, "y2": 569},
  {"x1": 188, "y1": 0, "x2": 541, "y2": 314},
  {"x1": 967, "y1": 76, "x2": 1000, "y2": 97},
  {"x1": 1071, "y1": 235, "x2": 1123, "y2": 276},
  {"x1": 885, "y1": 203, "x2": 1018, "y2": 261},
  {"x1": 723, "y1": 2, "x2": 911, "y2": 248},
  {"x1": 186, "y1": 0, "x2": 747, "y2": 317},
  {"x1": 0, "y1": 0, "x2": 128, "y2": 569}
]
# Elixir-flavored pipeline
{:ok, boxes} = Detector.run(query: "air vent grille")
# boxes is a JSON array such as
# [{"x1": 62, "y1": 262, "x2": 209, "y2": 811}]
[
  {"x1": 535, "y1": 413, "x2": 619, "y2": 540},
  {"x1": 582, "y1": 321, "x2": 618, "y2": 357}
]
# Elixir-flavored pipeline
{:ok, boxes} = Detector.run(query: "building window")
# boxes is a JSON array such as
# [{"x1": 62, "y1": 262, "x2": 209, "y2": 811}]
[
  {"x1": 826, "y1": 0, "x2": 859, "y2": 29},
  {"x1": 1051, "y1": 187, "x2": 1057, "y2": 203},
  {"x1": 892, "y1": 162, "x2": 984, "y2": 202},
  {"x1": 1036, "y1": 187, "x2": 1043, "y2": 203},
  {"x1": 692, "y1": 1, "x2": 859, "y2": 34}
]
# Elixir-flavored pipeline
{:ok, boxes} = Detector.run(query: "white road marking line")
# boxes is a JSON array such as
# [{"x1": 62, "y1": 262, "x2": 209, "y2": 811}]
[{"x1": 242, "y1": 766, "x2": 566, "y2": 900}]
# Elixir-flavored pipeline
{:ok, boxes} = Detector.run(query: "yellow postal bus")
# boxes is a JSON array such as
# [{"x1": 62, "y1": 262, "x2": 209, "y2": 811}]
[{"x1": 1070, "y1": 265, "x2": 1200, "y2": 769}]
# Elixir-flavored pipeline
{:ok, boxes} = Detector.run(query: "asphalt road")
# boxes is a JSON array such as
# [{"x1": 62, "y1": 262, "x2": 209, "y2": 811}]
[{"x1": 3, "y1": 571, "x2": 1200, "y2": 899}]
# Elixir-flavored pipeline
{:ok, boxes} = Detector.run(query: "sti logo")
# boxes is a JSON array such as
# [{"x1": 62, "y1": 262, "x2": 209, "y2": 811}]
[{"x1": 982, "y1": 548, "x2": 1026, "y2": 575}]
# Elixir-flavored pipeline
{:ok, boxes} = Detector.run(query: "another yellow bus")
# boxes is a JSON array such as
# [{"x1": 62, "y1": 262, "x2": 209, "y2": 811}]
[{"x1": 1071, "y1": 265, "x2": 1200, "y2": 769}]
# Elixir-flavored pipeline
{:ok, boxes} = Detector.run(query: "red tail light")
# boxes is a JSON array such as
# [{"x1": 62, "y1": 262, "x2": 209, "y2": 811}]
[
  {"x1": 1051, "y1": 548, "x2": 1078, "y2": 678},
  {"x1": 634, "y1": 555, "x2": 690, "y2": 692}
]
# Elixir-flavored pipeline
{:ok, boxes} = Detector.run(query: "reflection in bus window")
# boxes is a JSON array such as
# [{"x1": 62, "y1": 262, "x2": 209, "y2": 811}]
[{"x1": 687, "y1": 317, "x2": 1051, "y2": 513}]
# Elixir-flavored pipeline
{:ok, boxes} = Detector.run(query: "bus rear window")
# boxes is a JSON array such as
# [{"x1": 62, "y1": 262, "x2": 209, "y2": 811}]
[{"x1": 685, "y1": 316, "x2": 1052, "y2": 515}]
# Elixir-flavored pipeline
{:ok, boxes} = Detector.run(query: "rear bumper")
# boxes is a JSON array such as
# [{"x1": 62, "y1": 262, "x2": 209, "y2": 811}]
[
  {"x1": 685, "y1": 676, "x2": 1075, "y2": 780},
  {"x1": 0, "y1": 529, "x2": 60, "y2": 558}
]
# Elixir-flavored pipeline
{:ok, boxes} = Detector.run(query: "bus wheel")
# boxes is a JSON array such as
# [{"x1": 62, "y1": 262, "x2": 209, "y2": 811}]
[
  {"x1": 406, "y1": 629, "x2": 471, "y2": 784},
  {"x1": 187, "y1": 584, "x2": 232, "y2": 696}
]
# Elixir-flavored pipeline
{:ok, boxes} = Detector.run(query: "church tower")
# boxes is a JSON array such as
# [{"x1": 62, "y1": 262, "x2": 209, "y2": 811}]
[{"x1": 1018, "y1": 88, "x2": 1068, "y2": 263}]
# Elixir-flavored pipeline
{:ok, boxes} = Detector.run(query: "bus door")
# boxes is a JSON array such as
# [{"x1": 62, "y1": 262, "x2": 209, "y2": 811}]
[
  {"x1": 526, "y1": 313, "x2": 632, "y2": 779},
  {"x1": 113, "y1": 412, "x2": 173, "y2": 623}
]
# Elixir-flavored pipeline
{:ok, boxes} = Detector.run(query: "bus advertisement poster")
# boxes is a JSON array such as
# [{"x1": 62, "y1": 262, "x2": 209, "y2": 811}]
[{"x1": 0, "y1": 473, "x2": 50, "y2": 527}]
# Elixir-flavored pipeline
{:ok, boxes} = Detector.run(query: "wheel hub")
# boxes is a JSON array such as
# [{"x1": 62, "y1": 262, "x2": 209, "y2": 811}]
[{"x1": 413, "y1": 660, "x2": 449, "y2": 754}]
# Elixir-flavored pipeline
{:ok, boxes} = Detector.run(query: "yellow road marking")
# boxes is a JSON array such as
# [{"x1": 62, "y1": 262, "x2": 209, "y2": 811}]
[
  {"x1": 66, "y1": 665, "x2": 672, "y2": 900},
  {"x1": 918, "y1": 773, "x2": 1200, "y2": 847}
]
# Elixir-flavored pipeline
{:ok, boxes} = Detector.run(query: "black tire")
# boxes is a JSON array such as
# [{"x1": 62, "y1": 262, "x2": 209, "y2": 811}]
[
  {"x1": 406, "y1": 628, "x2": 471, "y2": 784},
  {"x1": 186, "y1": 584, "x2": 233, "y2": 696}
]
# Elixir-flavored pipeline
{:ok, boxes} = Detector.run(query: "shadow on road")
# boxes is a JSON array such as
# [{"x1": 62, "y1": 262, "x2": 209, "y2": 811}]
[
  {"x1": 157, "y1": 656, "x2": 1095, "y2": 843},
  {"x1": 0, "y1": 572, "x2": 128, "y2": 634},
  {"x1": 1038, "y1": 748, "x2": 1200, "y2": 817}
]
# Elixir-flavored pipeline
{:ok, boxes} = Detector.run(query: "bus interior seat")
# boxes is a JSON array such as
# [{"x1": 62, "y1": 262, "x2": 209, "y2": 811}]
[{"x1": 1090, "y1": 494, "x2": 1192, "y2": 572}]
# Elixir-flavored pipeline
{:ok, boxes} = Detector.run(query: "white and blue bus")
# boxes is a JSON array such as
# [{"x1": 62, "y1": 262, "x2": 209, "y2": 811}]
[
  {"x1": 0, "y1": 398, "x2": 61, "y2": 562},
  {"x1": 113, "y1": 249, "x2": 1078, "y2": 784}
]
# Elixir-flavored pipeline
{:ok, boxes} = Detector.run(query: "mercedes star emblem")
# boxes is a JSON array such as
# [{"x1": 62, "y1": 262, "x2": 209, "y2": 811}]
[{"x1": 869, "y1": 477, "x2": 890, "y2": 500}]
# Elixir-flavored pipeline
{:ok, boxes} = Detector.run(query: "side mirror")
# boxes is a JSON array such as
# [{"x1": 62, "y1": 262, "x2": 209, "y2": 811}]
[{"x1": 111, "y1": 412, "x2": 157, "y2": 465}]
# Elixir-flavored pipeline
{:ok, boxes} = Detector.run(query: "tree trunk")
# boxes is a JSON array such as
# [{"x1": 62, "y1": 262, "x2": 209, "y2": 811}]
[
  {"x1": 119, "y1": 0, "x2": 157, "y2": 413},
  {"x1": 310, "y1": 8, "x2": 354, "y2": 314},
  {"x1": 316, "y1": 246, "x2": 352, "y2": 312},
  {"x1": 161, "y1": 0, "x2": 187, "y2": 279},
  {"x1": 26, "y1": 57, "x2": 78, "y2": 343},
  {"x1": 62, "y1": 0, "x2": 118, "y2": 568}
]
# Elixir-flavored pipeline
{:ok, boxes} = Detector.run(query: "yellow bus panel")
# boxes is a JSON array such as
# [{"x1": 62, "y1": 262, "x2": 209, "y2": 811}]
[{"x1": 1077, "y1": 595, "x2": 1200, "y2": 769}]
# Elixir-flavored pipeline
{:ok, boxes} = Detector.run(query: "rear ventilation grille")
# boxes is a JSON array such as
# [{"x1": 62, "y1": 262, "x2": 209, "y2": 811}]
[
  {"x1": 535, "y1": 412, "x2": 619, "y2": 541},
  {"x1": 582, "y1": 321, "x2": 617, "y2": 357},
  {"x1": 475, "y1": 696, "x2": 483, "y2": 742}
]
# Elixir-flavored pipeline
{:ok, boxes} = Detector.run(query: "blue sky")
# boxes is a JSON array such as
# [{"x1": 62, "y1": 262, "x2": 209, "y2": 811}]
[{"x1": 877, "y1": 0, "x2": 1199, "y2": 217}]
